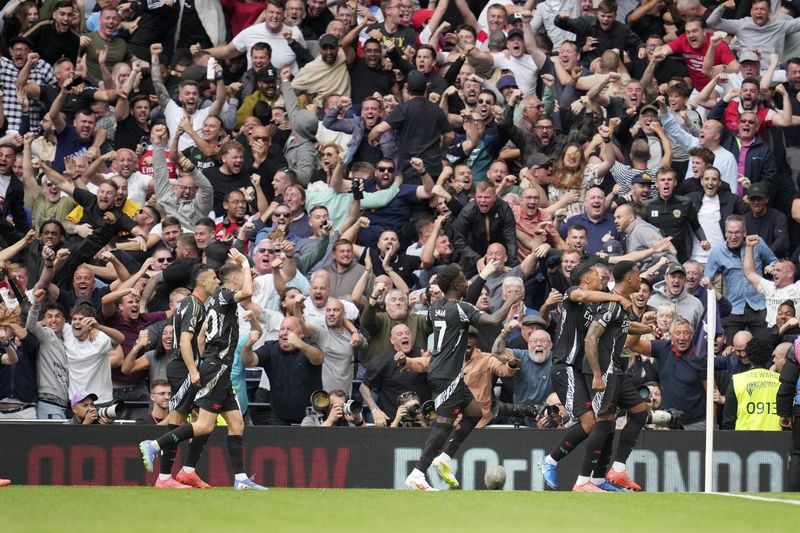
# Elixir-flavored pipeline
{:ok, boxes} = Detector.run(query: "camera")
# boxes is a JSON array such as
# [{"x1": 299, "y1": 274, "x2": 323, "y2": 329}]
[
  {"x1": 646, "y1": 408, "x2": 683, "y2": 429},
  {"x1": 402, "y1": 400, "x2": 436, "y2": 423},
  {"x1": 513, "y1": 11, "x2": 523, "y2": 19},
  {"x1": 96, "y1": 401, "x2": 129, "y2": 420},
  {"x1": 342, "y1": 399, "x2": 362, "y2": 417},
  {"x1": 351, "y1": 178, "x2": 364, "y2": 201},
  {"x1": 490, "y1": 401, "x2": 539, "y2": 420}
]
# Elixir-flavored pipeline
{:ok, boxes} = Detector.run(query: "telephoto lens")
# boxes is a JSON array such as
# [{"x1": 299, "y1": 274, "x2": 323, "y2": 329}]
[
  {"x1": 342, "y1": 399, "x2": 362, "y2": 417},
  {"x1": 96, "y1": 401, "x2": 129, "y2": 420}
]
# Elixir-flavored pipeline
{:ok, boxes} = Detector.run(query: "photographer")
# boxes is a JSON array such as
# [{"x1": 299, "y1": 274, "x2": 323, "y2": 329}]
[
  {"x1": 300, "y1": 389, "x2": 366, "y2": 427},
  {"x1": 391, "y1": 391, "x2": 430, "y2": 428},
  {"x1": 66, "y1": 391, "x2": 112, "y2": 425},
  {"x1": 535, "y1": 392, "x2": 569, "y2": 429}
]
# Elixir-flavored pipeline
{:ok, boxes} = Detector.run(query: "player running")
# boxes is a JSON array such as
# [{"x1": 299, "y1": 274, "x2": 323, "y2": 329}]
[
  {"x1": 402, "y1": 264, "x2": 521, "y2": 491},
  {"x1": 540, "y1": 260, "x2": 634, "y2": 490},
  {"x1": 154, "y1": 264, "x2": 216, "y2": 489},
  {"x1": 140, "y1": 249, "x2": 267, "y2": 490},
  {"x1": 574, "y1": 261, "x2": 639, "y2": 492}
]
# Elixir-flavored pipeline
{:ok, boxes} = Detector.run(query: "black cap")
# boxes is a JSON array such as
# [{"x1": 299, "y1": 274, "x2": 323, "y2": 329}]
[
  {"x1": 747, "y1": 182, "x2": 768, "y2": 199},
  {"x1": 407, "y1": 70, "x2": 428, "y2": 95},
  {"x1": 630, "y1": 172, "x2": 653, "y2": 185},
  {"x1": 507, "y1": 28, "x2": 524, "y2": 40},
  {"x1": 8, "y1": 36, "x2": 33, "y2": 49},
  {"x1": 528, "y1": 152, "x2": 554, "y2": 169},
  {"x1": 319, "y1": 33, "x2": 339, "y2": 48},
  {"x1": 665, "y1": 263, "x2": 686, "y2": 276},
  {"x1": 257, "y1": 67, "x2": 277, "y2": 83},
  {"x1": 521, "y1": 314, "x2": 547, "y2": 327}
]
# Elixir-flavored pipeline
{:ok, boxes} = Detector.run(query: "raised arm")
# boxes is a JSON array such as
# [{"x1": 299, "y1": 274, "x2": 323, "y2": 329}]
[
  {"x1": 520, "y1": 10, "x2": 546, "y2": 69},
  {"x1": 230, "y1": 248, "x2": 253, "y2": 303},
  {"x1": 477, "y1": 293, "x2": 522, "y2": 326},
  {"x1": 39, "y1": 162, "x2": 75, "y2": 196},
  {"x1": 149, "y1": 43, "x2": 173, "y2": 111},
  {"x1": 742, "y1": 235, "x2": 765, "y2": 289}
]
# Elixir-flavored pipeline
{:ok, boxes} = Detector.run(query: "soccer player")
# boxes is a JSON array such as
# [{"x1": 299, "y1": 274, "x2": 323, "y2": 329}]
[
  {"x1": 140, "y1": 249, "x2": 267, "y2": 490},
  {"x1": 540, "y1": 260, "x2": 634, "y2": 490},
  {"x1": 574, "y1": 260, "x2": 639, "y2": 492},
  {"x1": 155, "y1": 264, "x2": 217, "y2": 489},
  {"x1": 403, "y1": 264, "x2": 521, "y2": 491}
]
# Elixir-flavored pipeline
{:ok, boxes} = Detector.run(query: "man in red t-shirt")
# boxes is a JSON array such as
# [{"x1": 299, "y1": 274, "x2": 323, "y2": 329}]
[{"x1": 654, "y1": 16, "x2": 738, "y2": 91}]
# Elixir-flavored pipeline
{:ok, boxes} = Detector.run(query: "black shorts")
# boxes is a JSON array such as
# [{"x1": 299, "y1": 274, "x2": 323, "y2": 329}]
[
  {"x1": 193, "y1": 359, "x2": 239, "y2": 414},
  {"x1": 166, "y1": 359, "x2": 198, "y2": 414},
  {"x1": 551, "y1": 363, "x2": 592, "y2": 418},
  {"x1": 585, "y1": 373, "x2": 623, "y2": 417},
  {"x1": 430, "y1": 375, "x2": 474, "y2": 419},
  {"x1": 617, "y1": 375, "x2": 645, "y2": 410}
]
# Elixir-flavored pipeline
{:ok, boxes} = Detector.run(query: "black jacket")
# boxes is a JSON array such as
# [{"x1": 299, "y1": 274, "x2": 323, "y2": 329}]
[
  {"x1": 777, "y1": 344, "x2": 799, "y2": 417},
  {"x1": 687, "y1": 190, "x2": 749, "y2": 235},
  {"x1": 644, "y1": 193, "x2": 706, "y2": 263},
  {"x1": 745, "y1": 208, "x2": 790, "y2": 259},
  {"x1": 453, "y1": 200, "x2": 518, "y2": 277},
  {"x1": 0, "y1": 174, "x2": 29, "y2": 246}
]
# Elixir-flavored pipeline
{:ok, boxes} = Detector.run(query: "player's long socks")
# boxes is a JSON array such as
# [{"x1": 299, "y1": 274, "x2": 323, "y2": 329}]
[
  {"x1": 441, "y1": 415, "x2": 480, "y2": 457},
  {"x1": 227, "y1": 435, "x2": 245, "y2": 477},
  {"x1": 414, "y1": 422, "x2": 453, "y2": 472},
  {"x1": 158, "y1": 424, "x2": 180, "y2": 479},
  {"x1": 577, "y1": 420, "x2": 614, "y2": 484},
  {"x1": 184, "y1": 433, "x2": 211, "y2": 471},
  {"x1": 155, "y1": 423, "x2": 194, "y2": 450},
  {"x1": 611, "y1": 411, "x2": 647, "y2": 470},
  {"x1": 591, "y1": 432, "x2": 615, "y2": 485},
  {"x1": 547, "y1": 422, "x2": 589, "y2": 463}
]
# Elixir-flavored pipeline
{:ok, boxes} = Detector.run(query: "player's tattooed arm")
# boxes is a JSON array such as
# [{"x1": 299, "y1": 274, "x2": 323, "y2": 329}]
[
  {"x1": 585, "y1": 320, "x2": 606, "y2": 392},
  {"x1": 570, "y1": 288, "x2": 632, "y2": 310},
  {"x1": 492, "y1": 319, "x2": 519, "y2": 358},
  {"x1": 478, "y1": 292, "x2": 522, "y2": 326}
]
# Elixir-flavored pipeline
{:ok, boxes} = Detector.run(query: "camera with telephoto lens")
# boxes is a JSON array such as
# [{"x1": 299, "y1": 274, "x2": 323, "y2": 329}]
[
  {"x1": 646, "y1": 408, "x2": 683, "y2": 429},
  {"x1": 310, "y1": 390, "x2": 362, "y2": 420},
  {"x1": 342, "y1": 399, "x2": 362, "y2": 417},
  {"x1": 96, "y1": 401, "x2": 129, "y2": 420}
]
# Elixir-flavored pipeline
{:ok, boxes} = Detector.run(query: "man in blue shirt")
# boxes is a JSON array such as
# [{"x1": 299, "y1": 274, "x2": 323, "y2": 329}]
[
  {"x1": 704, "y1": 214, "x2": 777, "y2": 340},
  {"x1": 559, "y1": 187, "x2": 619, "y2": 254}
]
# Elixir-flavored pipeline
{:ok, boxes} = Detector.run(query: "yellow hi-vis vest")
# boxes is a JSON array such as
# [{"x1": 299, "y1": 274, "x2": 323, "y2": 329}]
[{"x1": 732, "y1": 368, "x2": 782, "y2": 431}]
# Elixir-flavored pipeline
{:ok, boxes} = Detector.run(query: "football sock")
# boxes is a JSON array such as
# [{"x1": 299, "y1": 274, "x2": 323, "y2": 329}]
[{"x1": 414, "y1": 422, "x2": 453, "y2": 473}]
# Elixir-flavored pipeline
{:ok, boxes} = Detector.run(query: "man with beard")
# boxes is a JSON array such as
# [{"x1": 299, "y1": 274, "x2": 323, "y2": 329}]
[
  {"x1": 291, "y1": 33, "x2": 350, "y2": 108},
  {"x1": 343, "y1": 30, "x2": 395, "y2": 104},
  {"x1": 115, "y1": 93, "x2": 152, "y2": 153},
  {"x1": 494, "y1": 325, "x2": 553, "y2": 409},
  {"x1": 214, "y1": 190, "x2": 249, "y2": 240},
  {"x1": 323, "y1": 96, "x2": 396, "y2": 166},
  {"x1": 236, "y1": 68, "x2": 279, "y2": 129},
  {"x1": 240, "y1": 42, "x2": 277, "y2": 100},
  {"x1": 712, "y1": 78, "x2": 795, "y2": 136},
  {"x1": 150, "y1": 43, "x2": 226, "y2": 152},
  {"x1": 49, "y1": 93, "x2": 106, "y2": 173}
]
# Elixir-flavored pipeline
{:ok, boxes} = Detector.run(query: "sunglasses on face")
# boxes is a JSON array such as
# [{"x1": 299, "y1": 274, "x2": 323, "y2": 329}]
[
  {"x1": 477, "y1": 98, "x2": 493, "y2": 104},
  {"x1": 275, "y1": 212, "x2": 290, "y2": 218},
  {"x1": 156, "y1": 256, "x2": 172, "y2": 263},
  {"x1": 377, "y1": 166, "x2": 394, "y2": 173}
]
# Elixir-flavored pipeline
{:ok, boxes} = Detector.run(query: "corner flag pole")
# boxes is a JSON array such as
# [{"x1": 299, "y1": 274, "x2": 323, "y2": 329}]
[{"x1": 704, "y1": 288, "x2": 716, "y2": 493}]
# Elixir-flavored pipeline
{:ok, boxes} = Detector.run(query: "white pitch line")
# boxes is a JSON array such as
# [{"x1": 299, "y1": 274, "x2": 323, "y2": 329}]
[{"x1": 712, "y1": 493, "x2": 800, "y2": 506}]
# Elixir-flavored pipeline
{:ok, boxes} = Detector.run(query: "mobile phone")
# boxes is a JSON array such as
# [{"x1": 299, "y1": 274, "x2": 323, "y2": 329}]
[
  {"x1": 65, "y1": 76, "x2": 84, "y2": 90},
  {"x1": 352, "y1": 178, "x2": 364, "y2": 201}
]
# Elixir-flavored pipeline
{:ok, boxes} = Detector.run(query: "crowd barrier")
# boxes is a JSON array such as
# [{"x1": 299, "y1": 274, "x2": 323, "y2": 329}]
[{"x1": 0, "y1": 425, "x2": 790, "y2": 491}]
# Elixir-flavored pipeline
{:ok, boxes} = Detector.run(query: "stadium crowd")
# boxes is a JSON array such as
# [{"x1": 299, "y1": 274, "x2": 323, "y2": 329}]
[{"x1": 0, "y1": 0, "x2": 798, "y2": 457}]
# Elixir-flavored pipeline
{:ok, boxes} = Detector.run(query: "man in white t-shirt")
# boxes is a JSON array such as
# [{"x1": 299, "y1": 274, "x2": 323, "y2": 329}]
[
  {"x1": 205, "y1": 0, "x2": 305, "y2": 73},
  {"x1": 150, "y1": 44, "x2": 226, "y2": 151},
  {"x1": 63, "y1": 303, "x2": 124, "y2": 404},
  {"x1": 466, "y1": 28, "x2": 538, "y2": 96},
  {"x1": 743, "y1": 235, "x2": 800, "y2": 326}
]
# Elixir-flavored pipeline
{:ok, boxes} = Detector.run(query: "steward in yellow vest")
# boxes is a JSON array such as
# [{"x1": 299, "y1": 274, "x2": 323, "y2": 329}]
[{"x1": 722, "y1": 337, "x2": 781, "y2": 430}]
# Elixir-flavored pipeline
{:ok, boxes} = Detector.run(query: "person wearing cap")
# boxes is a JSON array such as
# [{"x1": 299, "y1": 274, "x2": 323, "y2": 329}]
[
  {"x1": 686, "y1": 166, "x2": 749, "y2": 263},
  {"x1": 707, "y1": 0, "x2": 800, "y2": 69},
  {"x1": 0, "y1": 35, "x2": 55, "y2": 134},
  {"x1": 368, "y1": 70, "x2": 454, "y2": 183},
  {"x1": 743, "y1": 182, "x2": 789, "y2": 258},
  {"x1": 495, "y1": 75, "x2": 518, "y2": 102},
  {"x1": 647, "y1": 262, "x2": 705, "y2": 330},
  {"x1": 235, "y1": 66, "x2": 281, "y2": 128},
  {"x1": 65, "y1": 391, "x2": 112, "y2": 425},
  {"x1": 465, "y1": 26, "x2": 539, "y2": 97},
  {"x1": 291, "y1": 33, "x2": 350, "y2": 108}
]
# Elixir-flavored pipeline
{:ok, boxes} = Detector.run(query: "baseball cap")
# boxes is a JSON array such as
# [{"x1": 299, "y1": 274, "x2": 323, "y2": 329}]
[
  {"x1": 522, "y1": 314, "x2": 548, "y2": 328},
  {"x1": 639, "y1": 104, "x2": 659, "y2": 116},
  {"x1": 528, "y1": 152, "x2": 554, "y2": 169},
  {"x1": 71, "y1": 391, "x2": 98, "y2": 408},
  {"x1": 496, "y1": 75, "x2": 518, "y2": 92},
  {"x1": 748, "y1": 182, "x2": 768, "y2": 198},
  {"x1": 257, "y1": 67, "x2": 277, "y2": 83},
  {"x1": 318, "y1": 33, "x2": 339, "y2": 48},
  {"x1": 468, "y1": 325, "x2": 479, "y2": 336},
  {"x1": 738, "y1": 50, "x2": 760, "y2": 63},
  {"x1": 8, "y1": 36, "x2": 33, "y2": 49},
  {"x1": 407, "y1": 70, "x2": 428, "y2": 94},
  {"x1": 631, "y1": 172, "x2": 653, "y2": 185},
  {"x1": 507, "y1": 28, "x2": 524, "y2": 40},
  {"x1": 665, "y1": 263, "x2": 686, "y2": 276}
]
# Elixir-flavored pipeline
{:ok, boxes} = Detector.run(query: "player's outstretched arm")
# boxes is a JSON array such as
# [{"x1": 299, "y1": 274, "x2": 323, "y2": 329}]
[{"x1": 478, "y1": 293, "x2": 522, "y2": 326}]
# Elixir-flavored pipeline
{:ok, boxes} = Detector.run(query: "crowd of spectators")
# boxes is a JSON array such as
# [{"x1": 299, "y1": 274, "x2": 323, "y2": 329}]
[{"x1": 0, "y1": 0, "x2": 798, "y2": 433}]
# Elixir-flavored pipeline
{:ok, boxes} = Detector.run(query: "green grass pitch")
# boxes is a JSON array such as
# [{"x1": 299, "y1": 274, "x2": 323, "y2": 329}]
[{"x1": 1, "y1": 487, "x2": 799, "y2": 533}]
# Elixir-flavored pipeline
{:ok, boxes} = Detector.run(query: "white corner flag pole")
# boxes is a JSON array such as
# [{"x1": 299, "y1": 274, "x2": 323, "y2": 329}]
[{"x1": 704, "y1": 288, "x2": 716, "y2": 493}]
